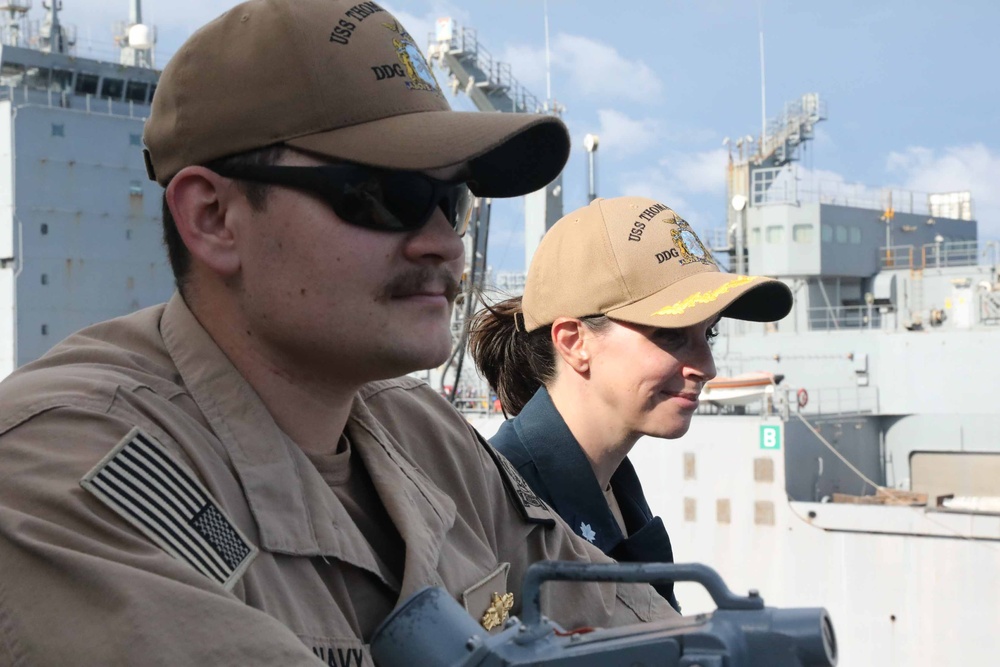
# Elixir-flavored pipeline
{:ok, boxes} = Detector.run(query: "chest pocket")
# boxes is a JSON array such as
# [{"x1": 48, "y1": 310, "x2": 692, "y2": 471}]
[
  {"x1": 299, "y1": 636, "x2": 372, "y2": 667},
  {"x1": 462, "y1": 562, "x2": 512, "y2": 634}
]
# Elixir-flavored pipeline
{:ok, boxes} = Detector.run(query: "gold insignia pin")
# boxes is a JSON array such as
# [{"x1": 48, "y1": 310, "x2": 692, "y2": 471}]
[{"x1": 480, "y1": 592, "x2": 514, "y2": 631}]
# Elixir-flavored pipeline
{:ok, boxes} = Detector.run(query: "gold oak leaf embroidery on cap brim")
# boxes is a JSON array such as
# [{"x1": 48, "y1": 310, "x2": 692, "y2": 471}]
[
  {"x1": 651, "y1": 275, "x2": 756, "y2": 317},
  {"x1": 481, "y1": 592, "x2": 515, "y2": 631}
]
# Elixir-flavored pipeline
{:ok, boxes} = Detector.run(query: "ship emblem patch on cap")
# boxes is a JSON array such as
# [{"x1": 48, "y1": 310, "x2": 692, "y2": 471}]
[
  {"x1": 670, "y1": 218, "x2": 715, "y2": 267},
  {"x1": 383, "y1": 21, "x2": 440, "y2": 92}
]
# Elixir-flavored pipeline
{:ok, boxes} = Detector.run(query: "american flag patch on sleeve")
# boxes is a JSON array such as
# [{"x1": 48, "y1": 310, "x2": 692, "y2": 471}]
[{"x1": 80, "y1": 426, "x2": 258, "y2": 590}]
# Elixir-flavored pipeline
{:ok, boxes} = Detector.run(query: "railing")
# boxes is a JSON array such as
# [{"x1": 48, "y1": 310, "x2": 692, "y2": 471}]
[
  {"x1": 785, "y1": 385, "x2": 880, "y2": 416},
  {"x1": 807, "y1": 305, "x2": 883, "y2": 331},
  {"x1": 749, "y1": 166, "x2": 974, "y2": 220},
  {"x1": 921, "y1": 240, "x2": 979, "y2": 269},
  {"x1": 879, "y1": 245, "x2": 915, "y2": 270},
  {"x1": 435, "y1": 24, "x2": 543, "y2": 114},
  {"x1": 697, "y1": 384, "x2": 880, "y2": 417},
  {"x1": 880, "y1": 240, "x2": 995, "y2": 270},
  {"x1": 489, "y1": 272, "x2": 526, "y2": 295},
  {"x1": 0, "y1": 84, "x2": 151, "y2": 118}
]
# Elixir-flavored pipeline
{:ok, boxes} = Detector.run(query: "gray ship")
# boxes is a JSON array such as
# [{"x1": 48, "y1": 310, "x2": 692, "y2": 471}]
[
  {"x1": 0, "y1": 0, "x2": 167, "y2": 380},
  {"x1": 464, "y1": 94, "x2": 1000, "y2": 666},
  {"x1": 1, "y1": 4, "x2": 996, "y2": 665}
]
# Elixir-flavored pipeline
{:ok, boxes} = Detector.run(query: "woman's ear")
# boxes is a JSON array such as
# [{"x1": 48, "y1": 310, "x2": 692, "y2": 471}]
[
  {"x1": 551, "y1": 317, "x2": 591, "y2": 374},
  {"x1": 165, "y1": 166, "x2": 242, "y2": 278}
]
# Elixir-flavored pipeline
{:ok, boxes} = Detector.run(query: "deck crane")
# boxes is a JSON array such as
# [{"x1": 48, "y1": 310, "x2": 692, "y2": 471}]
[
  {"x1": 426, "y1": 18, "x2": 564, "y2": 406},
  {"x1": 427, "y1": 17, "x2": 564, "y2": 280}
]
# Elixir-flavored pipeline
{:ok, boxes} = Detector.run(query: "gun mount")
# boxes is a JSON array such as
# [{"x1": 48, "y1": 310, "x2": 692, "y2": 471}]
[{"x1": 372, "y1": 561, "x2": 837, "y2": 667}]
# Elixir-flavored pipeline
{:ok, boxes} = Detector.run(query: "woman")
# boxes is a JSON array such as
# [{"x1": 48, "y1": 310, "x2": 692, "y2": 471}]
[{"x1": 470, "y1": 196, "x2": 792, "y2": 611}]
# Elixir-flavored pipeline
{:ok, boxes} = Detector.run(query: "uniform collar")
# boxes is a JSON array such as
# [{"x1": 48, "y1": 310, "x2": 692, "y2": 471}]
[
  {"x1": 512, "y1": 387, "x2": 629, "y2": 552},
  {"x1": 160, "y1": 293, "x2": 455, "y2": 595}
]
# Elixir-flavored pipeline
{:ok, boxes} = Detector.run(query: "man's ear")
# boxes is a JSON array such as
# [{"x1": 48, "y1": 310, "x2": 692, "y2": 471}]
[
  {"x1": 165, "y1": 166, "x2": 242, "y2": 277},
  {"x1": 551, "y1": 318, "x2": 590, "y2": 374}
]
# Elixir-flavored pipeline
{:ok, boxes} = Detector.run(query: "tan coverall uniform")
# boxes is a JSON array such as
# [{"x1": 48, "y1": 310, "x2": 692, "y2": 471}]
[{"x1": 0, "y1": 294, "x2": 675, "y2": 665}]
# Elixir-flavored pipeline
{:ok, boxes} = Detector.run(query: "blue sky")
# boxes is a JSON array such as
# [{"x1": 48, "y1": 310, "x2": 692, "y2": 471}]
[{"x1": 60, "y1": 0, "x2": 1000, "y2": 272}]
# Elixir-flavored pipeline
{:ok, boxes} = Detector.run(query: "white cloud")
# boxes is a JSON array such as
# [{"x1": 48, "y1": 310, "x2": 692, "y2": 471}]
[
  {"x1": 501, "y1": 32, "x2": 663, "y2": 105},
  {"x1": 618, "y1": 167, "x2": 692, "y2": 212},
  {"x1": 661, "y1": 148, "x2": 729, "y2": 195},
  {"x1": 601, "y1": 147, "x2": 732, "y2": 234},
  {"x1": 553, "y1": 34, "x2": 662, "y2": 103},
  {"x1": 596, "y1": 110, "x2": 662, "y2": 157},
  {"x1": 886, "y1": 144, "x2": 1000, "y2": 237}
]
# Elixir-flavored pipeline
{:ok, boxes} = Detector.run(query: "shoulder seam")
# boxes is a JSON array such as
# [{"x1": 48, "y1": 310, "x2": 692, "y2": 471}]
[{"x1": 0, "y1": 393, "x2": 116, "y2": 437}]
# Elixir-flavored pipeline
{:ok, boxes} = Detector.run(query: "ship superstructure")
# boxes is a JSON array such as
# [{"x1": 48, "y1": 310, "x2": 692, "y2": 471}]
[
  {"x1": 0, "y1": 0, "x2": 166, "y2": 379},
  {"x1": 464, "y1": 95, "x2": 1000, "y2": 665},
  {"x1": 0, "y1": 1, "x2": 996, "y2": 661}
]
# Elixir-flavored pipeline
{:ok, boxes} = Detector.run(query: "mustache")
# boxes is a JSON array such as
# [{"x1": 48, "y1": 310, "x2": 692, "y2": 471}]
[{"x1": 378, "y1": 266, "x2": 462, "y2": 303}]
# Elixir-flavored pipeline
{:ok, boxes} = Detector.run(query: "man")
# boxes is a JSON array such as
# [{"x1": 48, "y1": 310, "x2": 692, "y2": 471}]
[{"x1": 0, "y1": 0, "x2": 675, "y2": 664}]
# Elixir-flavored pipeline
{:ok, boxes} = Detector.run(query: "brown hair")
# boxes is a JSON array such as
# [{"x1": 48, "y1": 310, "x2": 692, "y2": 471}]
[
  {"x1": 469, "y1": 296, "x2": 611, "y2": 416},
  {"x1": 162, "y1": 144, "x2": 288, "y2": 292}
]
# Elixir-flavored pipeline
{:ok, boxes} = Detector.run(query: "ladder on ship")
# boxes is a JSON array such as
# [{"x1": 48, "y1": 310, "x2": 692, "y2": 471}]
[
  {"x1": 982, "y1": 291, "x2": 1000, "y2": 324},
  {"x1": 909, "y1": 269, "x2": 924, "y2": 324}
]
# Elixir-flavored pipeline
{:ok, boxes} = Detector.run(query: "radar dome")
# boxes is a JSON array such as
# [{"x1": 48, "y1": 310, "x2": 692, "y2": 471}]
[{"x1": 128, "y1": 24, "x2": 153, "y2": 50}]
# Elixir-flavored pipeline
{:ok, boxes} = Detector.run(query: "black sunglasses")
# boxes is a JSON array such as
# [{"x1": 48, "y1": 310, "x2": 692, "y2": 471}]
[{"x1": 209, "y1": 163, "x2": 476, "y2": 236}]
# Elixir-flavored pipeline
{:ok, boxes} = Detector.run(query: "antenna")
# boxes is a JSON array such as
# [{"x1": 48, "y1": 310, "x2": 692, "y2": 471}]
[
  {"x1": 39, "y1": 0, "x2": 74, "y2": 54},
  {"x1": 543, "y1": 0, "x2": 552, "y2": 108},
  {"x1": 758, "y1": 2, "x2": 766, "y2": 154}
]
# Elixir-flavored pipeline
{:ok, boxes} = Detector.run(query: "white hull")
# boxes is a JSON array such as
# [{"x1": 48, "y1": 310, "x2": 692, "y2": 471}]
[{"x1": 468, "y1": 413, "x2": 1000, "y2": 666}]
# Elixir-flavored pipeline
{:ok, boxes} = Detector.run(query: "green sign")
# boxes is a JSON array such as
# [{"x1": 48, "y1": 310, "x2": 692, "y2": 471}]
[{"x1": 760, "y1": 425, "x2": 781, "y2": 450}]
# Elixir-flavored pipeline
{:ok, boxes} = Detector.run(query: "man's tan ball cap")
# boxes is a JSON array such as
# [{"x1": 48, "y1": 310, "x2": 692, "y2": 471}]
[
  {"x1": 521, "y1": 197, "x2": 793, "y2": 331},
  {"x1": 143, "y1": 0, "x2": 568, "y2": 197}
]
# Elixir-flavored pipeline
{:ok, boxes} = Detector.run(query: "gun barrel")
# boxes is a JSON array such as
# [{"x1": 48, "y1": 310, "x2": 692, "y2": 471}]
[
  {"x1": 768, "y1": 607, "x2": 838, "y2": 667},
  {"x1": 371, "y1": 586, "x2": 487, "y2": 667}
]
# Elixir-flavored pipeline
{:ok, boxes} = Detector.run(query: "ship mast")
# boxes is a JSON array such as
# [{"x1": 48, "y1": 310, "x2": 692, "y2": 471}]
[
  {"x1": 38, "y1": 0, "x2": 71, "y2": 54},
  {"x1": 115, "y1": 0, "x2": 155, "y2": 69},
  {"x1": 0, "y1": 0, "x2": 30, "y2": 47}
]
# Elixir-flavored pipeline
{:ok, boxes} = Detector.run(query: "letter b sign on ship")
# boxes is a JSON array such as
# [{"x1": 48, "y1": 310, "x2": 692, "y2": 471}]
[{"x1": 760, "y1": 425, "x2": 781, "y2": 450}]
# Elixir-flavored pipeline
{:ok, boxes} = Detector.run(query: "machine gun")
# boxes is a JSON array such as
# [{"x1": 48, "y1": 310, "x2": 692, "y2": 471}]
[{"x1": 371, "y1": 562, "x2": 837, "y2": 667}]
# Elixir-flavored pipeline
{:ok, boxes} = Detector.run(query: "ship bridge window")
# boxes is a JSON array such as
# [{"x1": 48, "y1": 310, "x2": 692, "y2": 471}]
[
  {"x1": 51, "y1": 69, "x2": 74, "y2": 92},
  {"x1": 125, "y1": 81, "x2": 148, "y2": 103},
  {"x1": 822, "y1": 224, "x2": 833, "y2": 242},
  {"x1": 100, "y1": 77, "x2": 125, "y2": 100},
  {"x1": 835, "y1": 225, "x2": 848, "y2": 243},
  {"x1": 849, "y1": 227, "x2": 862, "y2": 244},
  {"x1": 0, "y1": 62, "x2": 25, "y2": 87},
  {"x1": 766, "y1": 225, "x2": 785, "y2": 243},
  {"x1": 792, "y1": 224, "x2": 815, "y2": 243},
  {"x1": 75, "y1": 73, "x2": 99, "y2": 95},
  {"x1": 749, "y1": 227, "x2": 761, "y2": 245},
  {"x1": 25, "y1": 67, "x2": 50, "y2": 90}
]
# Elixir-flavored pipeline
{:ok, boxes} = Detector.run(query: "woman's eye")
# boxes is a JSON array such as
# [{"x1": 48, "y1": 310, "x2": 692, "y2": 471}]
[
  {"x1": 706, "y1": 326, "x2": 719, "y2": 340},
  {"x1": 652, "y1": 330, "x2": 686, "y2": 348}
]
